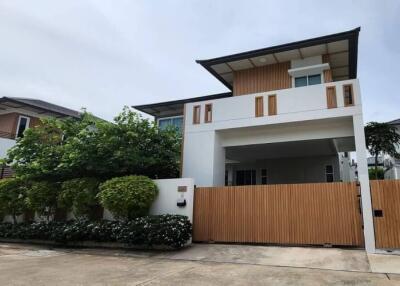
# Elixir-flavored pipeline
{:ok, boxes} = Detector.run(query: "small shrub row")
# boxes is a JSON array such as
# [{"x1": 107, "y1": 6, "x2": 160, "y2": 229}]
[
  {"x1": 0, "y1": 215, "x2": 191, "y2": 249},
  {"x1": 0, "y1": 175, "x2": 158, "y2": 221}
]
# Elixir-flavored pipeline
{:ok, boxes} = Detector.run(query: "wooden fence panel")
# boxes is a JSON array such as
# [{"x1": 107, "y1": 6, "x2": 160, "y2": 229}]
[
  {"x1": 193, "y1": 183, "x2": 363, "y2": 246},
  {"x1": 370, "y1": 180, "x2": 400, "y2": 249}
]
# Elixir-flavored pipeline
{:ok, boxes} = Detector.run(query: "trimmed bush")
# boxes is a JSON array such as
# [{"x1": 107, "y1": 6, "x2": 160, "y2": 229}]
[
  {"x1": 59, "y1": 177, "x2": 101, "y2": 219},
  {"x1": 0, "y1": 178, "x2": 28, "y2": 224},
  {"x1": 97, "y1": 175, "x2": 158, "y2": 219},
  {"x1": 25, "y1": 181, "x2": 60, "y2": 221},
  {"x1": 0, "y1": 215, "x2": 192, "y2": 249}
]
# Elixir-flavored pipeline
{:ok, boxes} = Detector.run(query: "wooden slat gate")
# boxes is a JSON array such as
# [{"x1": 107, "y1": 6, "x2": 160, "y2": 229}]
[
  {"x1": 193, "y1": 183, "x2": 364, "y2": 246},
  {"x1": 370, "y1": 180, "x2": 400, "y2": 249}
]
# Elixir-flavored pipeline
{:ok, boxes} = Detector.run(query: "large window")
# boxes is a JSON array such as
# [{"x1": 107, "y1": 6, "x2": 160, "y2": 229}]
[
  {"x1": 158, "y1": 116, "x2": 183, "y2": 132},
  {"x1": 16, "y1": 116, "x2": 30, "y2": 138},
  {"x1": 236, "y1": 170, "x2": 256, "y2": 186},
  {"x1": 294, "y1": 74, "x2": 321, "y2": 87}
]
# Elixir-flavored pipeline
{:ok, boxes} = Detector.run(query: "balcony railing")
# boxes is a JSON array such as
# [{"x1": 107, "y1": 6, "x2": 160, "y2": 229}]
[{"x1": 185, "y1": 79, "x2": 360, "y2": 129}]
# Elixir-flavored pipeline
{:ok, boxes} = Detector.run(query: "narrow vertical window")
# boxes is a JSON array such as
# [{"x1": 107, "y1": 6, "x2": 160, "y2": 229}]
[
  {"x1": 261, "y1": 169, "x2": 267, "y2": 185},
  {"x1": 268, "y1": 95, "x2": 277, "y2": 116},
  {"x1": 325, "y1": 165, "x2": 334, "y2": 182},
  {"x1": 204, "y1": 103, "x2": 212, "y2": 123},
  {"x1": 326, "y1": 86, "x2": 337, "y2": 109},
  {"x1": 343, "y1": 84, "x2": 354, "y2": 106},
  {"x1": 193, "y1": 105, "x2": 200, "y2": 124},
  {"x1": 16, "y1": 116, "x2": 30, "y2": 138},
  {"x1": 255, "y1": 96, "x2": 263, "y2": 117}
]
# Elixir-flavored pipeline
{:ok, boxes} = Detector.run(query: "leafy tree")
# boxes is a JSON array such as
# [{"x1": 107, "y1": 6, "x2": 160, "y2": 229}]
[
  {"x1": 58, "y1": 177, "x2": 101, "y2": 219},
  {"x1": 97, "y1": 175, "x2": 158, "y2": 219},
  {"x1": 0, "y1": 178, "x2": 27, "y2": 224},
  {"x1": 368, "y1": 167, "x2": 384, "y2": 180},
  {"x1": 25, "y1": 181, "x2": 60, "y2": 221},
  {"x1": 5, "y1": 108, "x2": 181, "y2": 181},
  {"x1": 365, "y1": 122, "x2": 400, "y2": 179}
]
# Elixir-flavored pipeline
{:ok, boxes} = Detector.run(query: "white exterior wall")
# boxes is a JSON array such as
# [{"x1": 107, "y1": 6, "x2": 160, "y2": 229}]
[
  {"x1": 150, "y1": 178, "x2": 194, "y2": 222},
  {"x1": 103, "y1": 178, "x2": 194, "y2": 222},
  {"x1": 0, "y1": 138, "x2": 16, "y2": 159},
  {"x1": 184, "y1": 79, "x2": 361, "y2": 134}
]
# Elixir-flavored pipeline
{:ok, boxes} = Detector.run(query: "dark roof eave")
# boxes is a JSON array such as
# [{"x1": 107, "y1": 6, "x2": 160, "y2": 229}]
[
  {"x1": 196, "y1": 27, "x2": 361, "y2": 88},
  {"x1": 133, "y1": 92, "x2": 232, "y2": 116},
  {"x1": 0, "y1": 97, "x2": 81, "y2": 119}
]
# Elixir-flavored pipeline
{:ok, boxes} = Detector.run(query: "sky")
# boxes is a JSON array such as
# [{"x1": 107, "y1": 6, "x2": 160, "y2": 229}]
[{"x1": 0, "y1": 0, "x2": 399, "y2": 122}]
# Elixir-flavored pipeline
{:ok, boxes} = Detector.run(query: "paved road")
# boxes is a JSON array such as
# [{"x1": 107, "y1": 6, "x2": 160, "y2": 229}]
[{"x1": 0, "y1": 243, "x2": 399, "y2": 285}]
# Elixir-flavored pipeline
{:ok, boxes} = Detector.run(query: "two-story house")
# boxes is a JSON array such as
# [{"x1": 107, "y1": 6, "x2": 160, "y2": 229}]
[
  {"x1": 0, "y1": 97, "x2": 81, "y2": 177},
  {"x1": 134, "y1": 28, "x2": 376, "y2": 252}
]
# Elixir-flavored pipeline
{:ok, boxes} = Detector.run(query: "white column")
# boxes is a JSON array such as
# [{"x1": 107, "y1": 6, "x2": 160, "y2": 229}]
[
  {"x1": 182, "y1": 130, "x2": 216, "y2": 187},
  {"x1": 212, "y1": 132, "x2": 226, "y2": 186},
  {"x1": 353, "y1": 114, "x2": 376, "y2": 253}
]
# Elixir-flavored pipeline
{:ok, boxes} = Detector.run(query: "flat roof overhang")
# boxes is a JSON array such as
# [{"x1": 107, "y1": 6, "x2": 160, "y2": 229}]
[
  {"x1": 132, "y1": 92, "x2": 232, "y2": 118},
  {"x1": 196, "y1": 27, "x2": 360, "y2": 89}
]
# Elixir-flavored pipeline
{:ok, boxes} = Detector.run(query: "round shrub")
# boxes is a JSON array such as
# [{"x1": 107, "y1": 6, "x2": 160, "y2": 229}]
[
  {"x1": 26, "y1": 181, "x2": 60, "y2": 221},
  {"x1": 97, "y1": 175, "x2": 158, "y2": 219},
  {"x1": 58, "y1": 177, "x2": 101, "y2": 219},
  {"x1": 0, "y1": 178, "x2": 28, "y2": 224}
]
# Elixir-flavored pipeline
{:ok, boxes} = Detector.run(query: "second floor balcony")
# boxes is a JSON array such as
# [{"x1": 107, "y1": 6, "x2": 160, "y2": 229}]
[{"x1": 185, "y1": 79, "x2": 362, "y2": 132}]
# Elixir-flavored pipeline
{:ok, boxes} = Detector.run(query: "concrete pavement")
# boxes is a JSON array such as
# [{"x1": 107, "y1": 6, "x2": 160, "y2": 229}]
[{"x1": 0, "y1": 243, "x2": 399, "y2": 285}]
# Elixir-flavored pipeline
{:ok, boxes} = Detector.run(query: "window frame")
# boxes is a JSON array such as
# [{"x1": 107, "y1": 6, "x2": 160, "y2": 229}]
[
  {"x1": 236, "y1": 169, "x2": 257, "y2": 186},
  {"x1": 204, "y1": 103, "x2": 213, "y2": 123},
  {"x1": 15, "y1": 115, "x2": 30, "y2": 139},
  {"x1": 255, "y1": 96, "x2": 264, "y2": 117},
  {"x1": 294, "y1": 73, "x2": 322, "y2": 88},
  {"x1": 193, "y1": 105, "x2": 201, "y2": 124},
  {"x1": 157, "y1": 115, "x2": 184, "y2": 131},
  {"x1": 325, "y1": 165, "x2": 334, "y2": 183},
  {"x1": 343, "y1": 84, "x2": 354, "y2": 107},
  {"x1": 261, "y1": 169, "x2": 267, "y2": 185}
]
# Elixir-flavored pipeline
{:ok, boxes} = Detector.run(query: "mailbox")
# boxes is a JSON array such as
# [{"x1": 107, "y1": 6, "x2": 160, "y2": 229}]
[{"x1": 177, "y1": 198, "x2": 186, "y2": 207}]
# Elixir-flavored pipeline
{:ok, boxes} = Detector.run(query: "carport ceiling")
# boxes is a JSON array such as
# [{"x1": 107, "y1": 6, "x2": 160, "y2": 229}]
[{"x1": 225, "y1": 138, "x2": 355, "y2": 162}]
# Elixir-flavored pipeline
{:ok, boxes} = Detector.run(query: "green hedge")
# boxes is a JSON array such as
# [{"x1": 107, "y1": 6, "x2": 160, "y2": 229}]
[{"x1": 0, "y1": 215, "x2": 191, "y2": 249}]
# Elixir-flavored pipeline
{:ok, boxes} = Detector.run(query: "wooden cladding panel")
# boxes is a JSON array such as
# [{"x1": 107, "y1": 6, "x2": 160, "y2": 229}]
[
  {"x1": 322, "y1": 54, "x2": 333, "y2": 83},
  {"x1": 193, "y1": 183, "x2": 363, "y2": 246},
  {"x1": 343, "y1": 84, "x2": 354, "y2": 106},
  {"x1": 204, "y1": 104, "x2": 212, "y2": 123},
  {"x1": 193, "y1": 105, "x2": 200, "y2": 124},
  {"x1": 370, "y1": 180, "x2": 400, "y2": 249},
  {"x1": 326, "y1": 86, "x2": 337, "y2": 109},
  {"x1": 268, "y1": 95, "x2": 277, "y2": 116},
  {"x1": 233, "y1": 62, "x2": 291, "y2": 96},
  {"x1": 255, "y1": 96, "x2": 263, "y2": 117}
]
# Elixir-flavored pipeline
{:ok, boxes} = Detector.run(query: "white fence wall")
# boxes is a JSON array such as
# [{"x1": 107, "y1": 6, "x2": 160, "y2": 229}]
[{"x1": 3, "y1": 178, "x2": 195, "y2": 223}]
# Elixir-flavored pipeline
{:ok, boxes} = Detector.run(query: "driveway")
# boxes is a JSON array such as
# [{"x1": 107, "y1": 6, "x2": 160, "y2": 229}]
[{"x1": 0, "y1": 243, "x2": 400, "y2": 285}]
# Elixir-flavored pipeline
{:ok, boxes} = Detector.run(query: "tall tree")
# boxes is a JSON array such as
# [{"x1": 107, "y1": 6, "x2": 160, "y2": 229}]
[
  {"x1": 365, "y1": 122, "x2": 400, "y2": 179},
  {"x1": 4, "y1": 107, "x2": 181, "y2": 181}
]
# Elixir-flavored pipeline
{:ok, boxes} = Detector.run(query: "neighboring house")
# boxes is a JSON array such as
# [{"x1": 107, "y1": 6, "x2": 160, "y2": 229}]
[
  {"x1": 134, "y1": 28, "x2": 367, "y2": 188},
  {"x1": 384, "y1": 118, "x2": 400, "y2": 179},
  {"x1": 0, "y1": 97, "x2": 81, "y2": 178}
]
